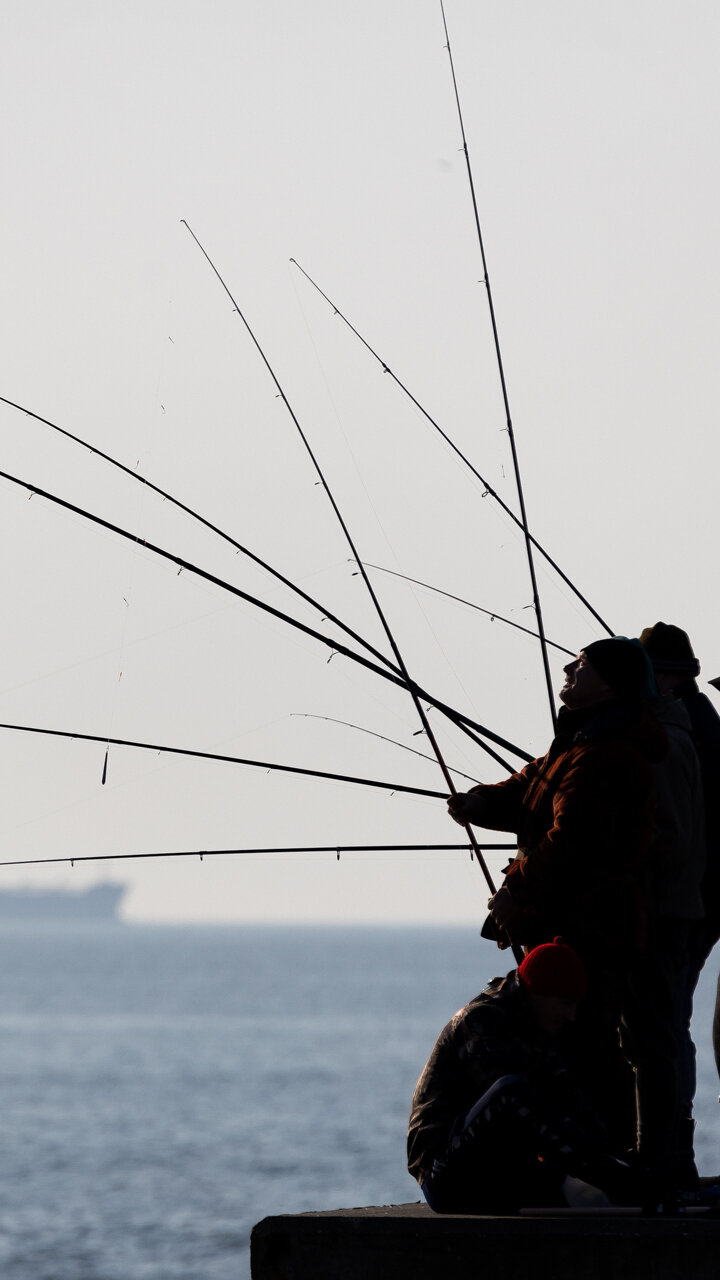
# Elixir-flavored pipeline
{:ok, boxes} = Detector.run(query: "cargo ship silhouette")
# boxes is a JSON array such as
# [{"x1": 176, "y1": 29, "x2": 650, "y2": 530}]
[{"x1": 0, "y1": 883, "x2": 125, "y2": 921}]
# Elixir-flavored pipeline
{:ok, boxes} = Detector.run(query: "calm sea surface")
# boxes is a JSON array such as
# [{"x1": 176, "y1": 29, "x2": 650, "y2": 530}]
[{"x1": 0, "y1": 923, "x2": 718, "y2": 1279}]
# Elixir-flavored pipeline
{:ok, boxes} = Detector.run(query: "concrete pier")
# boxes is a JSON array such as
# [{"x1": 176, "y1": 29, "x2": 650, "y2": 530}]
[{"x1": 251, "y1": 1201, "x2": 720, "y2": 1280}]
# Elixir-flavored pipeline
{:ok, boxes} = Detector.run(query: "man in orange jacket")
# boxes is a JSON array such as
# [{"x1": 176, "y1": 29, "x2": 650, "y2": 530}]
[{"x1": 448, "y1": 638, "x2": 664, "y2": 989}]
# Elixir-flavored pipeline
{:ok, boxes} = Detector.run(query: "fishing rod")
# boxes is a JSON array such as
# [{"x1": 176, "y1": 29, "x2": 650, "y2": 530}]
[
  {"x1": 0, "y1": 405, "x2": 526, "y2": 765},
  {"x1": 3, "y1": 396, "x2": 523, "y2": 759},
  {"x1": 182, "y1": 224, "x2": 522, "y2": 963},
  {"x1": 364, "y1": 563, "x2": 575, "y2": 657},
  {"x1": 440, "y1": 0, "x2": 559, "y2": 735},
  {"x1": 0, "y1": 393, "x2": 403, "y2": 679},
  {"x1": 0, "y1": 721, "x2": 448, "y2": 799},
  {"x1": 292, "y1": 713, "x2": 481, "y2": 784},
  {"x1": 0, "y1": 841, "x2": 516, "y2": 869},
  {"x1": 289, "y1": 259, "x2": 613, "y2": 638},
  {"x1": 0, "y1": 464, "x2": 530, "y2": 765}
]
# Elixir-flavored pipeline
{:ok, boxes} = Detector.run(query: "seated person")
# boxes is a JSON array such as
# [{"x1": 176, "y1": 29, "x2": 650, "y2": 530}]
[{"x1": 407, "y1": 938, "x2": 640, "y2": 1214}]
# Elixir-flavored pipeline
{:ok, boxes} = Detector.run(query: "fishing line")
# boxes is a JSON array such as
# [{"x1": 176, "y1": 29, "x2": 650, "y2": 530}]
[
  {"x1": 0, "y1": 842, "x2": 516, "y2": 870},
  {"x1": 152, "y1": 295, "x2": 176, "y2": 435},
  {"x1": 181, "y1": 225, "x2": 519, "y2": 959},
  {"x1": 0, "y1": 464, "x2": 529, "y2": 761},
  {"x1": 291, "y1": 714, "x2": 481, "y2": 784},
  {"x1": 102, "y1": 295, "x2": 185, "y2": 783},
  {"x1": 364, "y1": 563, "x2": 575, "y2": 656},
  {"x1": 104, "y1": 506, "x2": 142, "y2": 788},
  {"x1": 105, "y1": 313, "x2": 174, "y2": 787},
  {"x1": 101, "y1": 611, "x2": 130, "y2": 788},
  {"x1": 289, "y1": 259, "x2": 613, "y2": 638},
  {"x1": 0, "y1": 600, "x2": 236, "y2": 700}
]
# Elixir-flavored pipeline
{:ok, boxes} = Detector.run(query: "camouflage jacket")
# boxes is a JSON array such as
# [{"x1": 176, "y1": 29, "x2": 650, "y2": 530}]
[{"x1": 407, "y1": 971, "x2": 599, "y2": 1186}]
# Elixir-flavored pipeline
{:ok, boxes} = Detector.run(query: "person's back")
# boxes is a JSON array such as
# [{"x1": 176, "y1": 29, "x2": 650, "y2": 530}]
[
  {"x1": 639, "y1": 623, "x2": 720, "y2": 942},
  {"x1": 637, "y1": 622, "x2": 718, "y2": 1181},
  {"x1": 645, "y1": 693, "x2": 705, "y2": 920}
]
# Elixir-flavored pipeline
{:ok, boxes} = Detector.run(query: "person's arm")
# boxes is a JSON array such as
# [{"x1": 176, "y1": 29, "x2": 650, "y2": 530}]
[{"x1": 447, "y1": 757, "x2": 541, "y2": 830}]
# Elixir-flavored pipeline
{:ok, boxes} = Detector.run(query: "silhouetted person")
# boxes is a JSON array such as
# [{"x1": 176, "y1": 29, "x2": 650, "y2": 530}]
[
  {"x1": 639, "y1": 621, "x2": 720, "y2": 1165},
  {"x1": 408, "y1": 939, "x2": 641, "y2": 1213},
  {"x1": 448, "y1": 639, "x2": 663, "y2": 999}
]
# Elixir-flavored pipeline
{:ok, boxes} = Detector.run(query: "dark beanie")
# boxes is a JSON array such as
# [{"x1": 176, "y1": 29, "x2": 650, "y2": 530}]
[
  {"x1": 583, "y1": 636, "x2": 655, "y2": 700},
  {"x1": 518, "y1": 937, "x2": 588, "y2": 1002},
  {"x1": 638, "y1": 622, "x2": 701, "y2": 678}
]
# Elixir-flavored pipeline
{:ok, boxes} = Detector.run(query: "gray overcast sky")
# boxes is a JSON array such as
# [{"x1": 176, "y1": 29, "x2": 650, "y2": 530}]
[{"x1": 0, "y1": 1, "x2": 718, "y2": 922}]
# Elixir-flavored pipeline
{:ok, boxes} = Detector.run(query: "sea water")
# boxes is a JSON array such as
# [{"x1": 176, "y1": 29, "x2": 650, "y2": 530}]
[{"x1": 0, "y1": 923, "x2": 718, "y2": 1280}]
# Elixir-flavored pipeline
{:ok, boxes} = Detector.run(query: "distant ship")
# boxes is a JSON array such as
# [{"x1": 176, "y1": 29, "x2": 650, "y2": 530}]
[{"x1": 0, "y1": 883, "x2": 125, "y2": 921}]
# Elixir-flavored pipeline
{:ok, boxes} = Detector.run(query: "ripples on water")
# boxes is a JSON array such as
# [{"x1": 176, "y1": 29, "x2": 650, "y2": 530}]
[{"x1": 0, "y1": 923, "x2": 718, "y2": 1279}]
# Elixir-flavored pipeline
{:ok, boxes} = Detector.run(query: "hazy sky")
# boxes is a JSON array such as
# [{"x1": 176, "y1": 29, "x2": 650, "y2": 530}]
[{"x1": 0, "y1": 1, "x2": 718, "y2": 922}]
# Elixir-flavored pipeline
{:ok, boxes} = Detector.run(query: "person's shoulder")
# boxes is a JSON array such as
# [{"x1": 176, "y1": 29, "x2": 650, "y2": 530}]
[{"x1": 452, "y1": 972, "x2": 520, "y2": 1031}]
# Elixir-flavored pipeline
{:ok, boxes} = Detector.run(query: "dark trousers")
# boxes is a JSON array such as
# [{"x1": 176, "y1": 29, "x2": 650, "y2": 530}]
[
  {"x1": 621, "y1": 920, "x2": 697, "y2": 1181},
  {"x1": 422, "y1": 1074, "x2": 598, "y2": 1215}
]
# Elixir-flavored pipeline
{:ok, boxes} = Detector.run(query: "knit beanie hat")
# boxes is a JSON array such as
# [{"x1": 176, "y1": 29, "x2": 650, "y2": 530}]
[
  {"x1": 518, "y1": 937, "x2": 588, "y2": 1001},
  {"x1": 583, "y1": 636, "x2": 656, "y2": 700},
  {"x1": 638, "y1": 622, "x2": 701, "y2": 678}
]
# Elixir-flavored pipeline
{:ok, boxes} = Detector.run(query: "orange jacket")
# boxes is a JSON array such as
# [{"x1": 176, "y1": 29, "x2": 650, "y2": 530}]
[{"x1": 472, "y1": 703, "x2": 666, "y2": 954}]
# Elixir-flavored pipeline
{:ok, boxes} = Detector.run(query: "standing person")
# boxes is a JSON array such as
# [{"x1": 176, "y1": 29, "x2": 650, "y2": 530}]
[
  {"x1": 638, "y1": 622, "x2": 720, "y2": 1165},
  {"x1": 621, "y1": 634, "x2": 705, "y2": 1186},
  {"x1": 408, "y1": 938, "x2": 642, "y2": 1213},
  {"x1": 639, "y1": 623, "x2": 720, "y2": 956},
  {"x1": 447, "y1": 637, "x2": 666, "y2": 1152},
  {"x1": 447, "y1": 638, "x2": 663, "y2": 991}
]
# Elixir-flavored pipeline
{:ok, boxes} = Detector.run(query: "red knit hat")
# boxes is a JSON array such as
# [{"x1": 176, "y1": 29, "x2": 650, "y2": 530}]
[{"x1": 518, "y1": 937, "x2": 588, "y2": 1001}]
